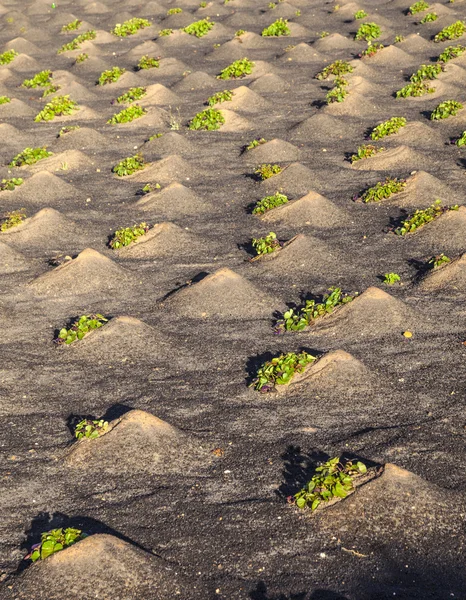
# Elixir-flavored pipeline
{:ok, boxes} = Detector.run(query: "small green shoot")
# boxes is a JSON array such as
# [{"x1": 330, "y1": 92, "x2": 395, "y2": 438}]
[
  {"x1": 396, "y1": 81, "x2": 435, "y2": 98},
  {"x1": 437, "y1": 45, "x2": 466, "y2": 63},
  {"x1": 0, "y1": 209, "x2": 26, "y2": 231},
  {"x1": 29, "y1": 529, "x2": 86, "y2": 562},
  {"x1": 428, "y1": 253, "x2": 450, "y2": 268},
  {"x1": 235, "y1": 30, "x2": 245, "y2": 37},
  {"x1": 61, "y1": 19, "x2": 82, "y2": 32},
  {"x1": 34, "y1": 95, "x2": 78, "y2": 122},
  {"x1": 354, "y1": 10, "x2": 368, "y2": 19},
  {"x1": 112, "y1": 18, "x2": 151, "y2": 37},
  {"x1": 159, "y1": 28, "x2": 173, "y2": 36},
  {"x1": 356, "y1": 177, "x2": 406, "y2": 203},
  {"x1": 57, "y1": 30, "x2": 96, "y2": 53},
  {"x1": 326, "y1": 77, "x2": 348, "y2": 104},
  {"x1": 421, "y1": 12, "x2": 437, "y2": 23},
  {"x1": 217, "y1": 58, "x2": 254, "y2": 80},
  {"x1": 250, "y1": 351, "x2": 317, "y2": 392},
  {"x1": 188, "y1": 108, "x2": 225, "y2": 130},
  {"x1": 255, "y1": 164, "x2": 282, "y2": 180},
  {"x1": 97, "y1": 66, "x2": 125, "y2": 86},
  {"x1": 0, "y1": 49, "x2": 18, "y2": 65},
  {"x1": 371, "y1": 117, "x2": 407, "y2": 140},
  {"x1": 434, "y1": 21, "x2": 465, "y2": 42},
  {"x1": 394, "y1": 200, "x2": 458, "y2": 235},
  {"x1": 75, "y1": 419, "x2": 108, "y2": 439},
  {"x1": 383, "y1": 273, "x2": 401, "y2": 285},
  {"x1": 0, "y1": 96, "x2": 10, "y2": 104},
  {"x1": 207, "y1": 90, "x2": 233, "y2": 106},
  {"x1": 360, "y1": 43, "x2": 384, "y2": 57},
  {"x1": 246, "y1": 138, "x2": 267, "y2": 150},
  {"x1": 137, "y1": 55, "x2": 159, "y2": 70},
  {"x1": 408, "y1": 1, "x2": 429, "y2": 14},
  {"x1": 115, "y1": 87, "x2": 147, "y2": 104},
  {"x1": 22, "y1": 70, "x2": 52, "y2": 88},
  {"x1": 167, "y1": 7, "x2": 182, "y2": 14},
  {"x1": 394, "y1": 35, "x2": 404, "y2": 43},
  {"x1": 355, "y1": 22, "x2": 381, "y2": 42},
  {"x1": 112, "y1": 153, "x2": 146, "y2": 176},
  {"x1": 430, "y1": 100, "x2": 463, "y2": 120},
  {"x1": 107, "y1": 105, "x2": 147, "y2": 125},
  {"x1": 455, "y1": 130, "x2": 466, "y2": 146},
  {"x1": 109, "y1": 223, "x2": 150, "y2": 248},
  {"x1": 75, "y1": 53, "x2": 89, "y2": 64},
  {"x1": 351, "y1": 144, "x2": 384, "y2": 163},
  {"x1": 183, "y1": 18, "x2": 214, "y2": 37},
  {"x1": 261, "y1": 18, "x2": 290, "y2": 37},
  {"x1": 315, "y1": 60, "x2": 353, "y2": 80},
  {"x1": 56, "y1": 314, "x2": 108, "y2": 344},
  {"x1": 0, "y1": 178, "x2": 23, "y2": 191},
  {"x1": 9, "y1": 147, "x2": 52, "y2": 167},
  {"x1": 252, "y1": 192, "x2": 288, "y2": 214},
  {"x1": 252, "y1": 232, "x2": 281, "y2": 256}
]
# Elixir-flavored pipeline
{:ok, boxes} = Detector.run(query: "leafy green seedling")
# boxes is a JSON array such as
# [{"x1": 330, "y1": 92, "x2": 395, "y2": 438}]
[
  {"x1": 112, "y1": 18, "x2": 151, "y2": 37},
  {"x1": 207, "y1": 90, "x2": 233, "y2": 106},
  {"x1": 315, "y1": 60, "x2": 353, "y2": 80},
  {"x1": 217, "y1": 58, "x2": 254, "y2": 79},
  {"x1": 250, "y1": 351, "x2": 317, "y2": 392},
  {"x1": 294, "y1": 457, "x2": 367, "y2": 510},
  {"x1": 434, "y1": 21, "x2": 465, "y2": 42},
  {"x1": 360, "y1": 43, "x2": 384, "y2": 57},
  {"x1": 75, "y1": 419, "x2": 108, "y2": 439},
  {"x1": 252, "y1": 192, "x2": 288, "y2": 214},
  {"x1": 421, "y1": 12, "x2": 437, "y2": 23},
  {"x1": 137, "y1": 56, "x2": 159, "y2": 70},
  {"x1": 408, "y1": 0, "x2": 429, "y2": 14},
  {"x1": 394, "y1": 200, "x2": 458, "y2": 235},
  {"x1": 261, "y1": 18, "x2": 290, "y2": 36},
  {"x1": 371, "y1": 117, "x2": 407, "y2": 140},
  {"x1": 0, "y1": 209, "x2": 26, "y2": 231},
  {"x1": 0, "y1": 96, "x2": 10, "y2": 104},
  {"x1": 255, "y1": 164, "x2": 282, "y2": 180},
  {"x1": 410, "y1": 64, "x2": 443, "y2": 83},
  {"x1": 355, "y1": 22, "x2": 381, "y2": 41},
  {"x1": 354, "y1": 10, "x2": 368, "y2": 19},
  {"x1": 34, "y1": 95, "x2": 78, "y2": 122},
  {"x1": 116, "y1": 87, "x2": 146, "y2": 104},
  {"x1": 235, "y1": 30, "x2": 245, "y2": 37},
  {"x1": 0, "y1": 49, "x2": 18, "y2": 65},
  {"x1": 75, "y1": 53, "x2": 89, "y2": 63},
  {"x1": 159, "y1": 28, "x2": 173, "y2": 36},
  {"x1": 58, "y1": 30, "x2": 96, "y2": 53},
  {"x1": 356, "y1": 177, "x2": 406, "y2": 203},
  {"x1": 148, "y1": 133, "x2": 163, "y2": 141},
  {"x1": 396, "y1": 81, "x2": 435, "y2": 98},
  {"x1": 42, "y1": 84, "x2": 61, "y2": 98},
  {"x1": 269, "y1": 2, "x2": 276, "y2": 8},
  {"x1": 112, "y1": 153, "x2": 146, "y2": 176},
  {"x1": 0, "y1": 178, "x2": 23, "y2": 191},
  {"x1": 110, "y1": 222, "x2": 150, "y2": 248},
  {"x1": 394, "y1": 35, "x2": 405, "y2": 43},
  {"x1": 383, "y1": 272, "x2": 401, "y2": 285},
  {"x1": 252, "y1": 232, "x2": 281, "y2": 256},
  {"x1": 351, "y1": 144, "x2": 384, "y2": 163},
  {"x1": 56, "y1": 314, "x2": 108, "y2": 344},
  {"x1": 167, "y1": 7, "x2": 182, "y2": 14},
  {"x1": 455, "y1": 130, "x2": 466, "y2": 146},
  {"x1": 189, "y1": 108, "x2": 225, "y2": 130},
  {"x1": 183, "y1": 18, "x2": 214, "y2": 37},
  {"x1": 58, "y1": 125, "x2": 80, "y2": 137},
  {"x1": 62, "y1": 19, "x2": 82, "y2": 32},
  {"x1": 430, "y1": 100, "x2": 463, "y2": 120},
  {"x1": 107, "y1": 105, "x2": 146, "y2": 124},
  {"x1": 9, "y1": 147, "x2": 52, "y2": 167},
  {"x1": 140, "y1": 182, "x2": 161, "y2": 193},
  {"x1": 438, "y1": 45, "x2": 466, "y2": 63},
  {"x1": 428, "y1": 253, "x2": 450, "y2": 268},
  {"x1": 200, "y1": 2, "x2": 207, "y2": 7},
  {"x1": 246, "y1": 138, "x2": 267, "y2": 150},
  {"x1": 28, "y1": 529, "x2": 86, "y2": 562},
  {"x1": 22, "y1": 70, "x2": 52, "y2": 88},
  {"x1": 97, "y1": 67, "x2": 125, "y2": 85},
  {"x1": 326, "y1": 77, "x2": 348, "y2": 103}
]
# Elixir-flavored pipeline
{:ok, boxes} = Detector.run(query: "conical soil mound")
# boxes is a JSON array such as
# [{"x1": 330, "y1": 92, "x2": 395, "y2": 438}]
[
  {"x1": 8, "y1": 53, "x2": 40, "y2": 72},
  {"x1": 2, "y1": 36, "x2": 41, "y2": 54},
  {"x1": 0, "y1": 242, "x2": 30, "y2": 273},
  {"x1": 325, "y1": 91, "x2": 385, "y2": 118},
  {"x1": 173, "y1": 71, "x2": 217, "y2": 92},
  {"x1": 126, "y1": 155, "x2": 200, "y2": 184},
  {"x1": 55, "y1": 127, "x2": 107, "y2": 150},
  {"x1": 246, "y1": 139, "x2": 301, "y2": 163},
  {"x1": 135, "y1": 182, "x2": 210, "y2": 216},
  {"x1": 397, "y1": 33, "x2": 432, "y2": 54},
  {"x1": 27, "y1": 150, "x2": 94, "y2": 174},
  {"x1": 413, "y1": 206, "x2": 466, "y2": 252},
  {"x1": 0, "y1": 123, "x2": 28, "y2": 146},
  {"x1": 65, "y1": 409, "x2": 208, "y2": 474},
  {"x1": 249, "y1": 73, "x2": 289, "y2": 93},
  {"x1": 279, "y1": 42, "x2": 323, "y2": 63},
  {"x1": 419, "y1": 253, "x2": 466, "y2": 292},
  {"x1": 144, "y1": 132, "x2": 196, "y2": 157},
  {"x1": 215, "y1": 86, "x2": 269, "y2": 112},
  {"x1": 220, "y1": 109, "x2": 254, "y2": 132},
  {"x1": 351, "y1": 145, "x2": 432, "y2": 171},
  {"x1": 261, "y1": 163, "x2": 316, "y2": 197},
  {"x1": 118, "y1": 222, "x2": 205, "y2": 259},
  {"x1": 261, "y1": 191, "x2": 350, "y2": 228},
  {"x1": 1, "y1": 208, "x2": 78, "y2": 250},
  {"x1": 366, "y1": 45, "x2": 415, "y2": 67},
  {"x1": 163, "y1": 267, "x2": 277, "y2": 318},
  {"x1": 388, "y1": 121, "x2": 442, "y2": 147},
  {"x1": 15, "y1": 172, "x2": 79, "y2": 205},
  {"x1": 0, "y1": 98, "x2": 35, "y2": 117},
  {"x1": 291, "y1": 113, "x2": 359, "y2": 141},
  {"x1": 393, "y1": 171, "x2": 459, "y2": 208},
  {"x1": 314, "y1": 33, "x2": 359, "y2": 52},
  {"x1": 142, "y1": 83, "x2": 181, "y2": 106},
  {"x1": 125, "y1": 40, "x2": 165, "y2": 61}
]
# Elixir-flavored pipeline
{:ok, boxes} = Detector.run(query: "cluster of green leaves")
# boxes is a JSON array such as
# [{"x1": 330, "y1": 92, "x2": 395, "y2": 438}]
[
  {"x1": 428, "y1": 253, "x2": 450, "y2": 268},
  {"x1": 251, "y1": 351, "x2": 317, "y2": 392},
  {"x1": 58, "y1": 30, "x2": 96, "y2": 53},
  {"x1": 159, "y1": 28, "x2": 173, "y2": 36},
  {"x1": 0, "y1": 177, "x2": 23, "y2": 191},
  {"x1": 235, "y1": 29, "x2": 245, "y2": 37},
  {"x1": 455, "y1": 130, "x2": 466, "y2": 146},
  {"x1": 355, "y1": 22, "x2": 381, "y2": 41},
  {"x1": 275, "y1": 287, "x2": 354, "y2": 333},
  {"x1": 0, "y1": 209, "x2": 26, "y2": 231},
  {"x1": 188, "y1": 108, "x2": 225, "y2": 130},
  {"x1": 410, "y1": 64, "x2": 443, "y2": 83},
  {"x1": 371, "y1": 116, "x2": 407, "y2": 140},
  {"x1": 326, "y1": 77, "x2": 348, "y2": 104},
  {"x1": 42, "y1": 84, "x2": 61, "y2": 98},
  {"x1": 58, "y1": 125, "x2": 80, "y2": 137},
  {"x1": 252, "y1": 192, "x2": 288, "y2": 214},
  {"x1": 394, "y1": 35, "x2": 404, "y2": 43},
  {"x1": 61, "y1": 19, "x2": 82, "y2": 32},
  {"x1": 109, "y1": 222, "x2": 150, "y2": 248},
  {"x1": 437, "y1": 45, "x2": 466, "y2": 63},
  {"x1": 29, "y1": 529, "x2": 86, "y2": 562},
  {"x1": 0, "y1": 49, "x2": 18, "y2": 65},
  {"x1": 0, "y1": 96, "x2": 10, "y2": 104},
  {"x1": 354, "y1": 10, "x2": 368, "y2": 19},
  {"x1": 207, "y1": 90, "x2": 233, "y2": 106},
  {"x1": 107, "y1": 105, "x2": 146, "y2": 125},
  {"x1": 434, "y1": 21, "x2": 465, "y2": 43},
  {"x1": 315, "y1": 60, "x2": 353, "y2": 80},
  {"x1": 252, "y1": 232, "x2": 281, "y2": 256},
  {"x1": 360, "y1": 43, "x2": 384, "y2": 57},
  {"x1": 112, "y1": 18, "x2": 151, "y2": 37},
  {"x1": 98, "y1": 67, "x2": 125, "y2": 85},
  {"x1": 200, "y1": 1, "x2": 207, "y2": 7},
  {"x1": 261, "y1": 18, "x2": 290, "y2": 36},
  {"x1": 430, "y1": 100, "x2": 463, "y2": 120},
  {"x1": 396, "y1": 80, "x2": 435, "y2": 98},
  {"x1": 394, "y1": 200, "x2": 458, "y2": 235},
  {"x1": 9, "y1": 147, "x2": 52, "y2": 167},
  {"x1": 357, "y1": 177, "x2": 406, "y2": 203},
  {"x1": 140, "y1": 182, "x2": 161, "y2": 193},
  {"x1": 246, "y1": 138, "x2": 267, "y2": 150},
  {"x1": 22, "y1": 70, "x2": 52, "y2": 88},
  {"x1": 408, "y1": 0, "x2": 429, "y2": 14},
  {"x1": 218, "y1": 58, "x2": 254, "y2": 79},
  {"x1": 116, "y1": 87, "x2": 147, "y2": 104},
  {"x1": 57, "y1": 314, "x2": 108, "y2": 345},
  {"x1": 183, "y1": 18, "x2": 214, "y2": 37},
  {"x1": 148, "y1": 133, "x2": 163, "y2": 141},
  {"x1": 255, "y1": 163, "x2": 282, "y2": 180},
  {"x1": 34, "y1": 95, "x2": 78, "y2": 122},
  {"x1": 351, "y1": 144, "x2": 384, "y2": 163},
  {"x1": 421, "y1": 12, "x2": 437, "y2": 23},
  {"x1": 167, "y1": 7, "x2": 182, "y2": 14},
  {"x1": 138, "y1": 55, "x2": 159, "y2": 70},
  {"x1": 112, "y1": 153, "x2": 146, "y2": 176},
  {"x1": 75, "y1": 53, "x2": 89, "y2": 64},
  {"x1": 294, "y1": 458, "x2": 367, "y2": 510},
  {"x1": 75, "y1": 418, "x2": 108, "y2": 439},
  {"x1": 383, "y1": 272, "x2": 400, "y2": 285}
]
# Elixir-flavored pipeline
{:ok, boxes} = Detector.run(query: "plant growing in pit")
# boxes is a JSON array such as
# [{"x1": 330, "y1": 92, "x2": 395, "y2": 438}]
[
  {"x1": 430, "y1": 100, "x2": 463, "y2": 120},
  {"x1": 61, "y1": 19, "x2": 82, "y2": 32},
  {"x1": 396, "y1": 81, "x2": 435, "y2": 98},
  {"x1": 252, "y1": 231, "x2": 281, "y2": 256},
  {"x1": 0, "y1": 49, "x2": 18, "y2": 65},
  {"x1": 112, "y1": 153, "x2": 146, "y2": 176},
  {"x1": 97, "y1": 66, "x2": 125, "y2": 85},
  {"x1": 455, "y1": 130, "x2": 466, "y2": 146},
  {"x1": 206, "y1": 90, "x2": 233, "y2": 106},
  {"x1": 159, "y1": 28, "x2": 173, "y2": 36},
  {"x1": 57, "y1": 30, "x2": 96, "y2": 53},
  {"x1": 394, "y1": 35, "x2": 405, "y2": 43},
  {"x1": 189, "y1": 108, "x2": 225, "y2": 130},
  {"x1": 0, "y1": 96, "x2": 10, "y2": 104},
  {"x1": 0, "y1": 209, "x2": 26, "y2": 231},
  {"x1": 383, "y1": 272, "x2": 401, "y2": 285},
  {"x1": 252, "y1": 192, "x2": 288, "y2": 214},
  {"x1": 107, "y1": 104, "x2": 147, "y2": 125},
  {"x1": 217, "y1": 58, "x2": 254, "y2": 79},
  {"x1": 261, "y1": 18, "x2": 290, "y2": 37},
  {"x1": 109, "y1": 222, "x2": 150, "y2": 248},
  {"x1": 250, "y1": 351, "x2": 317, "y2": 392},
  {"x1": 394, "y1": 200, "x2": 459, "y2": 235},
  {"x1": 428, "y1": 253, "x2": 450, "y2": 268},
  {"x1": 355, "y1": 22, "x2": 381, "y2": 42},
  {"x1": 183, "y1": 18, "x2": 214, "y2": 37},
  {"x1": 434, "y1": 21, "x2": 465, "y2": 43},
  {"x1": 315, "y1": 60, "x2": 353, "y2": 80},
  {"x1": 294, "y1": 457, "x2": 367, "y2": 510},
  {"x1": 246, "y1": 138, "x2": 267, "y2": 150},
  {"x1": 75, "y1": 418, "x2": 108, "y2": 439},
  {"x1": 421, "y1": 12, "x2": 438, "y2": 23},
  {"x1": 255, "y1": 163, "x2": 282, "y2": 180},
  {"x1": 409, "y1": 63, "x2": 443, "y2": 83},
  {"x1": 168, "y1": 7, "x2": 182, "y2": 14},
  {"x1": 9, "y1": 147, "x2": 53, "y2": 167},
  {"x1": 22, "y1": 70, "x2": 52, "y2": 88},
  {"x1": 115, "y1": 87, "x2": 147, "y2": 104},
  {"x1": 0, "y1": 177, "x2": 23, "y2": 191},
  {"x1": 351, "y1": 144, "x2": 384, "y2": 163},
  {"x1": 354, "y1": 10, "x2": 368, "y2": 19},
  {"x1": 58, "y1": 125, "x2": 80, "y2": 137},
  {"x1": 326, "y1": 77, "x2": 348, "y2": 103},
  {"x1": 356, "y1": 177, "x2": 406, "y2": 203},
  {"x1": 27, "y1": 528, "x2": 86, "y2": 562},
  {"x1": 137, "y1": 55, "x2": 159, "y2": 70},
  {"x1": 112, "y1": 17, "x2": 151, "y2": 37},
  {"x1": 360, "y1": 43, "x2": 384, "y2": 58},
  {"x1": 408, "y1": 0, "x2": 429, "y2": 14},
  {"x1": 34, "y1": 95, "x2": 78, "y2": 122},
  {"x1": 75, "y1": 53, "x2": 89, "y2": 64},
  {"x1": 437, "y1": 45, "x2": 466, "y2": 63},
  {"x1": 56, "y1": 314, "x2": 108, "y2": 344},
  {"x1": 371, "y1": 116, "x2": 407, "y2": 140}
]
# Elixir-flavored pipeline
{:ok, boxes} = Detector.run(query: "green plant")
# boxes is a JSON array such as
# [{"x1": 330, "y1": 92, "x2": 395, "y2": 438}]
[
  {"x1": 107, "y1": 104, "x2": 147, "y2": 125},
  {"x1": 455, "y1": 130, "x2": 466, "y2": 146},
  {"x1": 437, "y1": 45, "x2": 466, "y2": 63},
  {"x1": 137, "y1": 55, "x2": 159, "y2": 70},
  {"x1": 396, "y1": 81, "x2": 435, "y2": 98},
  {"x1": 22, "y1": 70, "x2": 52, "y2": 88},
  {"x1": 355, "y1": 22, "x2": 381, "y2": 41},
  {"x1": 408, "y1": 0, "x2": 429, "y2": 14},
  {"x1": 9, "y1": 147, "x2": 52, "y2": 167},
  {"x1": 252, "y1": 232, "x2": 281, "y2": 255},
  {"x1": 295, "y1": 9, "x2": 301, "y2": 16},
  {"x1": 371, "y1": 117, "x2": 407, "y2": 140},
  {"x1": 394, "y1": 35, "x2": 404, "y2": 43},
  {"x1": 246, "y1": 138, "x2": 267, "y2": 151},
  {"x1": 75, "y1": 53, "x2": 89, "y2": 64},
  {"x1": 261, "y1": 18, "x2": 290, "y2": 37},
  {"x1": 57, "y1": 30, "x2": 96, "y2": 53},
  {"x1": 188, "y1": 108, "x2": 225, "y2": 130},
  {"x1": 159, "y1": 28, "x2": 173, "y2": 36},
  {"x1": 319, "y1": 31, "x2": 329, "y2": 38},
  {"x1": 183, "y1": 18, "x2": 214, "y2": 37},
  {"x1": 394, "y1": 200, "x2": 458, "y2": 235},
  {"x1": 0, "y1": 49, "x2": 18, "y2": 65},
  {"x1": 326, "y1": 77, "x2": 348, "y2": 103},
  {"x1": 56, "y1": 314, "x2": 108, "y2": 344},
  {"x1": 250, "y1": 351, "x2": 317, "y2": 392},
  {"x1": 112, "y1": 153, "x2": 145, "y2": 176},
  {"x1": 58, "y1": 125, "x2": 80, "y2": 137},
  {"x1": 356, "y1": 177, "x2": 406, "y2": 203},
  {"x1": 61, "y1": 19, "x2": 82, "y2": 32},
  {"x1": 200, "y1": 2, "x2": 207, "y2": 7},
  {"x1": 116, "y1": 87, "x2": 147, "y2": 104},
  {"x1": 350, "y1": 144, "x2": 384, "y2": 163},
  {"x1": 28, "y1": 529, "x2": 86, "y2": 562},
  {"x1": 42, "y1": 84, "x2": 61, "y2": 98},
  {"x1": 109, "y1": 222, "x2": 150, "y2": 248},
  {"x1": 255, "y1": 163, "x2": 282, "y2": 180},
  {"x1": 206, "y1": 90, "x2": 233, "y2": 106},
  {"x1": 430, "y1": 100, "x2": 463, "y2": 120},
  {"x1": 294, "y1": 457, "x2": 367, "y2": 510},
  {"x1": 34, "y1": 95, "x2": 78, "y2": 122},
  {"x1": 112, "y1": 17, "x2": 151, "y2": 37},
  {"x1": 217, "y1": 58, "x2": 254, "y2": 79},
  {"x1": 140, "y1": 182, "x2": 161, "y2": 193},
  {"x1": 428, "y1": 253, "x2": 450, "y2": 268},
  {"x1": 410, "y1": 64, "x2": 443, "y2": 83},
  {"x1": 360, "y1": 42, "x2": 384, "y2": 57},
  {"x1": 148, "y1": 133, "x2": 163, "y2": 141},
  {"x1": 315, "y1": 60, "x2": 353, "y2": 80},
  {"x1": 97, "y1": 66, "x2": 125, "y2": 86},
  {"x1": 252, "y1": 192, "x2": 288, "y2": 214},
  {"x1": 383, "y1": 272, "x2": 401, "y2": 285},
  {"x1": 0, "y1": 177, "x2": 23, "y2": 191},
  {"x1": 268, "y1": 2, "x2": 276, "y2": 8},
  {"x1": 354, "y1": 10, "x2": 368, "y2": 19},
  {"x1": 421, "y1": 12, "x2": 437, "y2": 23},
  {"x1": 167, "y1": 7, "x2": 182, "y2": 14},
  {"x1": 434, "y1": 21, "x2": 465, "y2": 42},
  {"x1": 0, "y1": 96, "x2": 10, "y2": 104},
  {"x1": 0, "y1": 209, "x2": 26, "y2": 231},
  {"x1": 75, "y1": 418, "x2": 108, "y2": 439},
  {"x1": 275, "y1": 287, "x2": 355, "y2": 333},
  {"x1": 235, "y1": 30, "x2": 245, "y2": 37}
]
